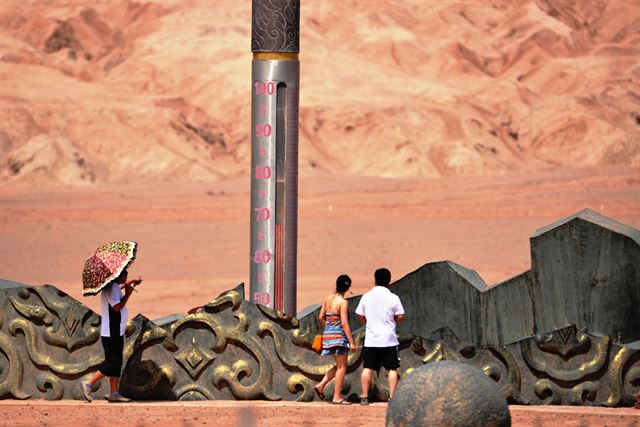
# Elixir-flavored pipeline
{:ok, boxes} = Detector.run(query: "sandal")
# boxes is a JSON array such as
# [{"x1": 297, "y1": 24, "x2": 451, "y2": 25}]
[
  {"x1": 314, "y1": 386, "x2": 325, "y2": 400},
  {"x1": 331, "y1": 398, "x2": 351, "y2": 405}
]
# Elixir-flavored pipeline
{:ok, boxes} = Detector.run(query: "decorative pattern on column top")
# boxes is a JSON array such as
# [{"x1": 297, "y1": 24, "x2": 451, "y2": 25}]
[{"x1": 252, "y1": 0, "x2": 300, "y2": 53}]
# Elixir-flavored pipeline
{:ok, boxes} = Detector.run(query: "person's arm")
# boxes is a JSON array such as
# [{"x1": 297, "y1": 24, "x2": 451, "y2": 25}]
[
  {"x1": 128, "y1": 276, "x2": 143, "y2": 286},
  {"x1": 355, "y1": 298, "x2": 366, "y2": 325},
  {"x1": 318, "y1": 298, "x2": 326, "y2": 327},
  {"x1": 340, "y1": 300, "x2": 356, "y2": 352},
  {"x1": 394, "y1": 298, "x2": 406, "y2": 325},
  {"x1": 120, "y1": 276, "x2": 143, "y2": 291},
  {"x1": 112, "y1": 284, "x2": 134, "y2": 312}
]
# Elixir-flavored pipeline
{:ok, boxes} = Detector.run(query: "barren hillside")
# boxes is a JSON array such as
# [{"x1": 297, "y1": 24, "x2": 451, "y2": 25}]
[{"x1": 0, "y1": 0, "x2": 639, "y2": 185}]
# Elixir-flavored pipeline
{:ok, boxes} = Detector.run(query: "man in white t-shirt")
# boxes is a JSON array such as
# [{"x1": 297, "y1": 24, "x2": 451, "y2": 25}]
[{"x1": 355, "y1": 268, "x2": 405, "y2": 405}]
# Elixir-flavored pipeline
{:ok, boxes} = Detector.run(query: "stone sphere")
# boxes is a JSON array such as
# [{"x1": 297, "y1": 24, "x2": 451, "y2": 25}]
[{"x1": 386, "y1": 361, "x2": 510, "y2": 427}]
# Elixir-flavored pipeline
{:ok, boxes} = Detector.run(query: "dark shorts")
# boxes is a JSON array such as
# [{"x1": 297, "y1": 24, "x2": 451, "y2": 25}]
[
  {"x1": 321, "y1": 346, "x2": 349, "y2": 356},
  {"x1": 98, "y1": 335, "x2": 124, "y2": 377},
  {"x1": 363, "y1": 346, "x2": 400, "y2": 370}
]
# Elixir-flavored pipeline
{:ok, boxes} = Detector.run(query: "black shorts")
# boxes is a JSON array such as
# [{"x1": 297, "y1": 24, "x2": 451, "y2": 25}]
[
  {"x1": 363, "y1": 346, "x2": 400, "y2": 370},
  {"x1": 98, "y1": 335, "x2": 124, "y2": 377}
]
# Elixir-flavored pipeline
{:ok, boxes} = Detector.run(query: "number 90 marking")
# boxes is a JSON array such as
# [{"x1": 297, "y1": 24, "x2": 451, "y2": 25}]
[{"x1": 256, "y1": 123, "x2": 272, "y2": 137}]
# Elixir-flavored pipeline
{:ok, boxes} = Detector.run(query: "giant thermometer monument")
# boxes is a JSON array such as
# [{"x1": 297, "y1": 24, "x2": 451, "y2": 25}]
[{"x1": 249, "y1": 0, "x2": 300, "y2": 316}]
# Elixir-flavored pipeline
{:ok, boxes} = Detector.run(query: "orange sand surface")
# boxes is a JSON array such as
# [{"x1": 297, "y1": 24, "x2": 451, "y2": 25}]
[{"x1": 0, "y1": 400, "x2": 638, "y2": 427}]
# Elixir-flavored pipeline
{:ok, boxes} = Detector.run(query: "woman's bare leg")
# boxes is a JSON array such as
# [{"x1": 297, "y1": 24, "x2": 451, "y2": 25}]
[
  {"x1": 333, "y1": 354, "x2": 348, "y2": 402},
  {"x1": 316, "y1": 365, "x2": 337, "y2": 395}
]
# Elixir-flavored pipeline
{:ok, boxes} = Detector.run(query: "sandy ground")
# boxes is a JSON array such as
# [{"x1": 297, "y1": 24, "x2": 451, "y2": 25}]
[
  {"x1": 1, "y1": 166, "x2": 638, "y2": 320},
  {"x1": 0, "y1": 400, "x2": 638, "y2": 427}
]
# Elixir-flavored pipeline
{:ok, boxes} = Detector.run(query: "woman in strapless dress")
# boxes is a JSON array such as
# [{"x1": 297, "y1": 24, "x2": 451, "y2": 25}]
[{"x1": 314, "y1": 274, "x2": 356, "y2": 404}]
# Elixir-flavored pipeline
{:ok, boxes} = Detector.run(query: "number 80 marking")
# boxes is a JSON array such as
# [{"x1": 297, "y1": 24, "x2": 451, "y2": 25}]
[{"x1": 255, "y1": 166, "x2": 271, "y2": 179}]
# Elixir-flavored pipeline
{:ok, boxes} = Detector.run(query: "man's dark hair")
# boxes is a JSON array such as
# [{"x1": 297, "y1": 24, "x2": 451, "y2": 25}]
[
  {"x1": 336, "y1": 274, "x2": 352, "y2": 293},
  {"x1": 374, "y1": 268, "x2": 391, "y2": 286}
]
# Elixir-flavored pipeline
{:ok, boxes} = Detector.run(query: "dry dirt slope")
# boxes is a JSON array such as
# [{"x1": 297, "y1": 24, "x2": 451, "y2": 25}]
[{"x1": 0, "y1": 0, "x2": 638, "y2": 186}]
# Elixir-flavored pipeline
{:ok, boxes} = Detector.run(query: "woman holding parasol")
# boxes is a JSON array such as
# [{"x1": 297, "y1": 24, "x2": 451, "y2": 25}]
[{"x1": 80, "y1": 241, "x2": 142, "y2": 403}]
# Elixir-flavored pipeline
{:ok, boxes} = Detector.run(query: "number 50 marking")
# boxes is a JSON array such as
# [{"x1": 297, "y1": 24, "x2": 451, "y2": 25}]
[{"x1": 253, "y1": 291, "x2": 271, "y2": 305}]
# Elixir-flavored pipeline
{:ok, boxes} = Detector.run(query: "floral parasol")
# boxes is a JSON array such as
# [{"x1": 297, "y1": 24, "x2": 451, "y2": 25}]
[{"x1": 82, "y1": 241, "x2": 137, "y2": 296}]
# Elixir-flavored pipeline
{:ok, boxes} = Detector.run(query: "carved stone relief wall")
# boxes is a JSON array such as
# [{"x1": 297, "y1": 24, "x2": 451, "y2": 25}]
[
  {"x1": 1, "y1": 210, "x2": 638, "y2": 405},
  {"x1": 0, "y1": 284, "x2": 107, "y2": 400}
]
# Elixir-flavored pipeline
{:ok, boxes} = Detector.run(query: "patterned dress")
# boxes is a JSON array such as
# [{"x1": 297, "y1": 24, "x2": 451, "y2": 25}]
[{"x1": 321, "y1": 312, "x2": 349, "y2": 355}]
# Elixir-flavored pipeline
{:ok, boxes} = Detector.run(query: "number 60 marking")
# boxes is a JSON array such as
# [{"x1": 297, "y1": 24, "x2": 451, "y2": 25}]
[{"x1": 253, "y1": 249, "x2": 271, "y2": 264}]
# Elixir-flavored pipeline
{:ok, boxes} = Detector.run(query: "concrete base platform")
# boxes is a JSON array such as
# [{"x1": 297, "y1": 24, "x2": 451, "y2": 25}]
[{"x1": 0, "y1": 400, "x2": 638, "y2": 426}]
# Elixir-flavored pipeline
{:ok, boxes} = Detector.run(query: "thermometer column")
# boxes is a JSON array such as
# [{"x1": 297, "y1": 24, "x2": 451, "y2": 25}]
[{"x1": 250, "y1": 0, "x2": 300, "y2": 316}]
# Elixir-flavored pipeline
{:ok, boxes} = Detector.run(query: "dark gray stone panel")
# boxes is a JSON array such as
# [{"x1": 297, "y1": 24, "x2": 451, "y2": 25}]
[
  {"x1": 393, "y1": 261, "x2": 485, "y2": 345},
  {"x1": 298, "y1": 210, "x2": 640, "y2": 347},
  {"x1": 479, "y1": 271, "x2": 535, "y2": 346},
  {"x1": 531, "y1": 213, "x2": 640, "y2": 343}
]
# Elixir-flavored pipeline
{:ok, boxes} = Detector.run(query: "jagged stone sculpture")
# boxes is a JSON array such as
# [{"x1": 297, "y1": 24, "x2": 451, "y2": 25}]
[{"x1": 300, "y1": 209, "x2": 640, "y2": 347}]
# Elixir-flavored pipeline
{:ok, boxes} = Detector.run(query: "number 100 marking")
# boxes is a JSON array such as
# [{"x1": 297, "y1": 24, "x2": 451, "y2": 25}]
[{"x1": 255, "y1": 81, "x2": 274, "y2": 95}]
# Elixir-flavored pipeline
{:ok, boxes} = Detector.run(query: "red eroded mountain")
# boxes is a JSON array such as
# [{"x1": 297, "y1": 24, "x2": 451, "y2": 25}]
[{"x1": 0, "y1": 0, "x2": 638, "y2": 185}]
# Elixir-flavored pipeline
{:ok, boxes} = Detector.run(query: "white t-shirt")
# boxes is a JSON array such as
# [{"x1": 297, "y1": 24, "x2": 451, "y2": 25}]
[
  {"x1": 100, "y1": 282, "x2": 128, "y2": 337},
  {"x1": 355, "y1": 286, "x2": 405, "y2": 347}
]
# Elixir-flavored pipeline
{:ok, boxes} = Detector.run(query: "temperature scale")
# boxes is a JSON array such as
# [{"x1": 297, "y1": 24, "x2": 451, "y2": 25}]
[{"x1": 250, "y1": 0, "x2": 300, "y2": 315}]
